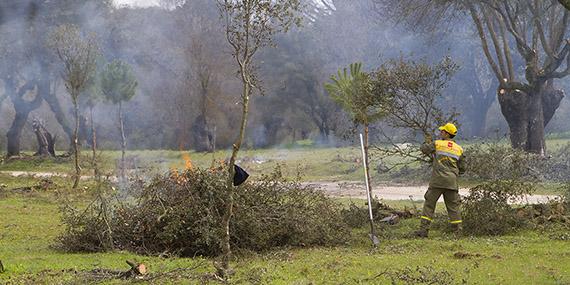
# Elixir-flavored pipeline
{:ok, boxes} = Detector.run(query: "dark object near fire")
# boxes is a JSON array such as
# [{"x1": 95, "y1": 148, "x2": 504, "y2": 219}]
[{"x1": 233, "y1": 164, "x2": 249, "y2": 186}]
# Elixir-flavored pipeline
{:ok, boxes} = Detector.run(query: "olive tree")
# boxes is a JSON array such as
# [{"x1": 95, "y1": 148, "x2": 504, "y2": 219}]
[
  {"x1": 100, "y1": 59, "x2": 138, "y2": 178},
  {"x1": 378, "y1": 0, "x2": 569, "y2": 155},
  {"x1": 215, "y1": 0, "x2": 302, "y2": 277},
  {"x1": 49, "y1": 24, "x2": 99, "y2": 189}
]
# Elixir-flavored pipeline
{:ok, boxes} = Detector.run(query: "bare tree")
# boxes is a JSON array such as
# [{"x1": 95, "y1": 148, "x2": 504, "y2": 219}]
[
  {"x1": 215, "y1": 0, "x2": 302, "y2": 277},
  {"x1": 49, "y1": 24, "x2": 100, "y2": 188},
  {"x1": 378, "y1": 0, "x2": 568, "y2": 155},
  {"x1": 174, "y1": 0, "x2": 230, "y2": 152}
]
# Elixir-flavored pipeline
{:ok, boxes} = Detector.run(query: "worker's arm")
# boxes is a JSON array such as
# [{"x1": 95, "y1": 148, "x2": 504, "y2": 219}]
[
  {"x1": 420, "y1": 134, "x2": 435, "y2": 155},
  {"x1": 458, "y1": 154, "x2": 467, "y2": 176}
]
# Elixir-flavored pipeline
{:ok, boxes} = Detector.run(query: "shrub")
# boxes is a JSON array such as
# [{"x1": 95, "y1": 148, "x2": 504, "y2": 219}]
[
  {"x1": 57, "y1": 166, "x2": 350, "y2": 256},
  {"x1": 543, "y1": 143, "x2": 570, "y2": 181},
  {"x1": 466, "y1": 141, "x2": 570, "y2": 183},
  {"x1": 462, "y1": 181, "x2": 529, "y2": 236},
  {"x1": 562, "y1": 183, "x2": 570, "y2": 206},
  {"x1": 462, "y1": 143, "x2": 539, "y2": 235},
  {"x1": 465, "y1": 142, "x2": 542, "y2": 181}
]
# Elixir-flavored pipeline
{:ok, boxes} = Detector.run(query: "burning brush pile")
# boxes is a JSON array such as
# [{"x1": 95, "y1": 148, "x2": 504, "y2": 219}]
[{"x1": 57, "y1": 166, "x2": 349, "y2": 256}]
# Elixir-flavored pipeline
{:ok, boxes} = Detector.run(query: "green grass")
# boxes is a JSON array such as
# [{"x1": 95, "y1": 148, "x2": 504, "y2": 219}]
[{"x1": 0, "y1": 180, "x2": 569, "y2": 284}]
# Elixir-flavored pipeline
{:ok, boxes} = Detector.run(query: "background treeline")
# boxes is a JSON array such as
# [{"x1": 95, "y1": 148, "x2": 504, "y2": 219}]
[{"x1": 1, "y1": 0, "x2": 569, "y2": 153}]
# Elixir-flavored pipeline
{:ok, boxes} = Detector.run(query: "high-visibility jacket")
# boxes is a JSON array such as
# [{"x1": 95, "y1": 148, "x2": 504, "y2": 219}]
[{"x1": 421, "y1": 139, "x2": 466, "y2": 190}]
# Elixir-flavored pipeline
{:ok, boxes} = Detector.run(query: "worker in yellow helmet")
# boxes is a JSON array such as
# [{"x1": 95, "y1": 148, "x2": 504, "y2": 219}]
[{"x1": 413, "y1": 123, "x2": 467, "y2": 237}]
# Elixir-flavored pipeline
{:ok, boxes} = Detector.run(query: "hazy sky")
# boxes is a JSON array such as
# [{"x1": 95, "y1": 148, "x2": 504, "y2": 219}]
[{"x1": 113, "y1": 0, "x2": 160, "y2": 8}]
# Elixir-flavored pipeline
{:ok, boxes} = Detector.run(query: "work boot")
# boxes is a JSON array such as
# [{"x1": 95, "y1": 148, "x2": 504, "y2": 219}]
[
  {"x1": 451, "y1": 223, "x2": 463, "y2": 238},
  {"x1": 410, "y1": 219, "x2": 430, "y2": 238},
  {"x1": 412, "y1": 228, "x2": 429, "y2": 238}
]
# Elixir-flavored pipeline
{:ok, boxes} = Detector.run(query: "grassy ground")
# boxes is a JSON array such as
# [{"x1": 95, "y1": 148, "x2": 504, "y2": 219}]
[
  {"x1": 0, "y1": 175, "x2": 569, "y2": 284},
  {"x1": 0, "y1": 141, "x2": 569, "y2": 283}
]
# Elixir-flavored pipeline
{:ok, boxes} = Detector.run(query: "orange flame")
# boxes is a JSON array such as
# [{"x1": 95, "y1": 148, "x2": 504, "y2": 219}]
[{"x1": 182, "y1": 152, "x2": 193, "y2": 170}]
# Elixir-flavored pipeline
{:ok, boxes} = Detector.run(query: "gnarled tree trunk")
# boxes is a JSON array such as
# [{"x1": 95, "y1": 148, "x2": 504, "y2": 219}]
[
  {"x1": 6, "y1": 80, "x2": 42, "y2": 157},
  {"x1": 498, "y1": 85, "x2": 564, "y2": 155},
  {"x1": 7, "y1": 111, "x2": 32, "y2": 157}
]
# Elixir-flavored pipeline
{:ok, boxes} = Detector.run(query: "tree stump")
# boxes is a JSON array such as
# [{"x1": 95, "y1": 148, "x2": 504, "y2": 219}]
[
  {"x1": 32, "y1": 119, "x2": 56, "y2": 157},
  {"x1": 120, "y1": 260, "x2": 147, "y2": 278}
]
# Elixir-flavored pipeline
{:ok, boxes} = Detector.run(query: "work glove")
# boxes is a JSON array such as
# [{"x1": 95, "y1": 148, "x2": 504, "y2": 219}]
[{"x1": 424, "y1": 133, "x2": 433, "y2": 143}]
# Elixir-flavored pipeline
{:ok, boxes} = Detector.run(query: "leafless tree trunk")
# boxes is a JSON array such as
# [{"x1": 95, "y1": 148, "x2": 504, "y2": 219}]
[
  {"x1": 222, "y1": 72, "x2": 251, "y2": 273},
  {"x1": 90, "y1": 106, "x2": 98, "y2": 176},
  {"x1": 119, "y1": 101, "x2": 126, "y2": 178},
  {"x1": 72, "y1": 96, "x2": 81, "y2": 189}
]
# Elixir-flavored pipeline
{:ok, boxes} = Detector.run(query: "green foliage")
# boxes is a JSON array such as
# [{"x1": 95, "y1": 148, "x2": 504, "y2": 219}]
[
  {"x1": 370, "y1": 56, "x2": 459, "y2": 167},
  {"x1": 57, "y1": 166, "x2": 350, "y2": 256},
  {"x1": 466, "y1": 141, "x2": 570, "y2": 183},
  {"x1": 2, "y1": 178, "x2": 570, "y2": 283},
  {"x1": 463, "y1": 142, "x2": 538, "y2": 236},
  {"x1": 375, "y1": 56, "x2": 458, "y2": 137},
  {"x1": 465, "y1": 142, "x2": 541, "y2": 182},
  {"x1": 325, "y1": 62, "x2": 386, "y2": 125},
  {"x1": 48, "y1": 24, "x2": 100, "y2": 101},
  {"x1": 100, "y1": 60, "x2": 138, "y2": 104},
  {"x1": 463, "y1": 181, "x2": 528, "y2": 236},
  {"x1": 79, "y1": 64, "x2": 104, "y2": 109},
  {"x1": 383, "y1": 266, "x2": 457, "y2": 285},
  {"x1": 561, "y1": 183, "x2": 570, "y2": 206}
]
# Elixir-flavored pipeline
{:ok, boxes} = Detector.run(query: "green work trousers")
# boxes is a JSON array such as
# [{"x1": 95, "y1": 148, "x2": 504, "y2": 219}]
[{"x1": 420, "y1": 187, "x2": 462, "y2": 226}]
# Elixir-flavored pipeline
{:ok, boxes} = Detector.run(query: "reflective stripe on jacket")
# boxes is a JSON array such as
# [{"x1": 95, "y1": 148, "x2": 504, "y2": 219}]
[{"x1": 421, "y1": 140, "x2": 466, "y2": 190}]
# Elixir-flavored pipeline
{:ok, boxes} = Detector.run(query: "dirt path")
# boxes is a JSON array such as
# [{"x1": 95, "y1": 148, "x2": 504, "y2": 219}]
[
  {"x1": 1, "y1": 171, "x2": 556, "y2": 203},
  {"x1": 1, "y1": 171, "x2": 95, "y2": 181},
  {"x1": 306, "y1": 181, "x2": 557, "y2": 204}
]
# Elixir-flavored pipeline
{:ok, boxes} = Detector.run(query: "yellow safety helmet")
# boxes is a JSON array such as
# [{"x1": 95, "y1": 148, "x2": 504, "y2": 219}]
[{"x1": 438, "y1": 123, "x2": 458, "y2": 136}]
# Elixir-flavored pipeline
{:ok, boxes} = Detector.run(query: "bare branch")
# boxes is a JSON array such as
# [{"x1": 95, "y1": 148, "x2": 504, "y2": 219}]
[
  {"x1": 482, "y1": 5, "x2": 507, "y2": 79},
  {"x1": 468, "y1": 3, "x2": 503, "y2": 81},
  {"x1": 529, "y1": 0, "x2": 555, "y2": 59}
]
